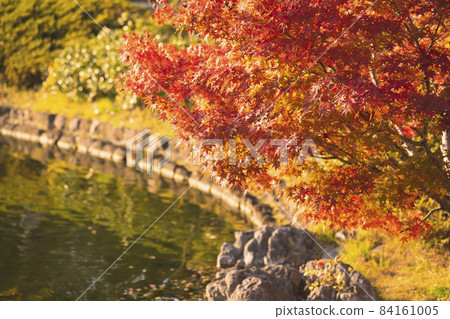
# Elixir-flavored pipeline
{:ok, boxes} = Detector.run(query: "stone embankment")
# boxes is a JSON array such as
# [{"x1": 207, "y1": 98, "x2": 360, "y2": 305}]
[
  {"x1": 207, "y1": 225, "x2": 376, "y2": 301},
  {"x1": 0, "y1": 105, "x2": 279, "y2": 227}
]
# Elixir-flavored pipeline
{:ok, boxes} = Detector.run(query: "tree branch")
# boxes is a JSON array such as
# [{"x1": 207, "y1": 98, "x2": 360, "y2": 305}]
[{"x1": 423, "y1": 207, "x2": 443, "y2": 222}]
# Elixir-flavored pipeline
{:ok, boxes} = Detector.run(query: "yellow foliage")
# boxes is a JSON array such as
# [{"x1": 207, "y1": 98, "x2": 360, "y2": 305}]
[{"x1": 340, "y1": 229, "x2": 450, "y2": 300}]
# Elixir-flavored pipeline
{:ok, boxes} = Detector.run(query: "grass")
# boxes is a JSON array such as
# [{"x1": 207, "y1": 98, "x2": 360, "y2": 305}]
[
  {"x1": 339, "y1": 225, "x2": 450, "y2": 301},
  {"x1": 307, "y1": 222, "x2": 339, "y2": 245},
  {"x1": 0, "y1": 87, "x2": 173, "y2": 137}
]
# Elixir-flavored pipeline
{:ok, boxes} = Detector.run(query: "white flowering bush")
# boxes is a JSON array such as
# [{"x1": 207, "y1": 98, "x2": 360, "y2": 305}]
[
  {"x1": 44, "y1": 27, "x2": 132, "y2": 102},
  {"x1": 0, "y1": 0, "x2": 129, "y2": 87},
  {"x1": 43, "y1": 11, "x2": 195, "y2": 109}
]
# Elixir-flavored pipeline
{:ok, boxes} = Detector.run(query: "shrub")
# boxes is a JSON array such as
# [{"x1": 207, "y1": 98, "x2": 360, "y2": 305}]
[
  {"x1": 0, "y1": 0, "x2": 129, "y2": 87},
  {"x1": 44, "y1": 29, "x2": 128, "y2": 103},
  {"x1": 43, "y1": 11, "x2": 196, "y2": 106}
]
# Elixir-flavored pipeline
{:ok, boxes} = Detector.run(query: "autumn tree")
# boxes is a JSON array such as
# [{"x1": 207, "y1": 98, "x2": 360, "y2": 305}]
[{"x1": 121, "y1": 0, "x2": 450, "y2": 238}]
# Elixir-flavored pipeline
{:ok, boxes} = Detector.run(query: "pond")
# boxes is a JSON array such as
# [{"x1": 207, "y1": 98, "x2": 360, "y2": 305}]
[{"x1": 0, "y1": 137, "x2": 250, "y2": 301}]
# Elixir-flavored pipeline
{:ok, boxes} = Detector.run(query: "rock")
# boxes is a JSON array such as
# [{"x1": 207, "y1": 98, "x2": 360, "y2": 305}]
[
  {"x1": 122, "y1": 127, "x2": 139, "y2": 145},
  {"x1": 300, "y1": 260, "x2": 376, "y2": 301},
  {"x1": 13, "y1": 125, "x2": 42, "y2": 142},
  {"x1": 112, "y1": 147, "x2": 126, "y2": 163},
  {"x1": 254, "y1": 203, "x2": 272, "y2": 215},
  {"x1": 53, "y1": 115, "x2": 67, "y2": 131},
  {"x1": 75, "y1": 136, "x2": 94, "y2": 154},
  {"x1": 240, "y1": 193, "x2": 275, "y2": 227},
  {"x1": 159, "y1": 161, "x2": 176, "y2": 179},
  {"x1": 221, "y1": 189, "x2": 241, "y2": 210},
  {"x1": 78, "y1": 118, "x2": 92, "y2": 133},
  {"x1": 335, "y1": 230, "x2": 356, "y2": 241},
  {"x1": 216, "y1": 225, "x2": 321, "y2": 269},
  {"x1": 0, "y1": 105, "x2": 11, "y2": 116},
  {"x1": 320, "y1": 247, "x2": 340, "y2": 259},
  {"x1": 67, "y1": 117, "x2": 81, "y2": 132},
  {"x1": 206, "y1": 265, "x2": 303, "y2": 301},
  {"x1": 1, "y1": 123, "x2": 17, "y2": 136},
  {"x1": 253, "y1": 203, "x2": 275, "y2": 225},
  {"x1": 88, "y1": 140, "x2": 104, "y2": 157},
  {"x1": 244, "y1": 193, "x2": 258, "y2": 206},
  {"x1": 89, "y1": 120, "x2": 102, "y2": 135},
  {"x1": 8, "y1": 108, "x2": 28, "y2": 124},
  {"x1": 0, "y1": 114, "x2": 9, "y2": 126},
  {"x1": 206, "y1": 279, "x2": 228, "y2": 301},
  {"x1": 243, "y1": 226, "x2": 274, "y2": 267},
  {"x1": 173, "y1": 165, "x2": 190, "y2": 182},
  {"x1": 98, "y1": 142, "x2": 115, "y2": 160},
  {"x1": 102, "y1": 123, "x2": 115, "y2": 140},
  {"x1": 266, "y1": 226, "x2": 319, "y2": 267},
  {"x1": 111, "y1": 126, "x2": 126, "y2": 145},
  {"x1": 57, "y1": 135, "x2": 76, "y2": 150},
  {"x1": 215, "y1": 269, "x2": 228, "y2": 280},
  {"x1": 29, "y1": 112, "x2": 56, "y2": 130},
  {"x1": 254, "y1": 225, "x2": 274, "y2": 248},
  {"x1": 243, "y1": 238, "x2": 264, "y2": 267},
  {"x1": 234, "y1": 230, "x2": 255, "y2": 253},
  {"x1": 189, "y1": 172, "x2": 213, "y2": 193},
  {"x1": 140, "y1": 154, "x2": 165, "y2": 174},
  {"x1": 261, "y1": 213, "x2": 276, "y2": 225},
  {"x1": 217, "y1": 243, "x2": 241, "y2": 268},
  {"x1": 167, "y1": 140, "x2": 190, "y2": 163},
  {"x1": 210, "y1": 185, "x2": 223, "y2": 199},
  {"x1": 308, "y1": 285, "x2": 337, "y2": 301},
  {"x1": 235, "y1": 259, "x2": 245, "y2": 269},
  {"x1": 89, "y1": 120, "x2": 110, "y2": 138},
  {"x1": 338, "y1": 268, "x2": 376, "y2": 301}
]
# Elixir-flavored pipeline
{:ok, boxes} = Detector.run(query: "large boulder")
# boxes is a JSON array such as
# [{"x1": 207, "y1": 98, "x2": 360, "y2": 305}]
[
  {"x1": 266, "y1": 226, "x2": 320, "y2": 266},
  {"x1": 206, "y1": 265, "x2": 304, "y2": 301},
  {"x1": 300, "y1": 259, "x2": 377, "y2": 301},
  {"x1": 243, "y1": 226, "x2": 274, "y2": 267},
  {"x1": 217, "y1": 243, "x2": 241, "y2": 268},
  {"x1": 216, "y1": 225, "x2": 321, "y2": 269}
]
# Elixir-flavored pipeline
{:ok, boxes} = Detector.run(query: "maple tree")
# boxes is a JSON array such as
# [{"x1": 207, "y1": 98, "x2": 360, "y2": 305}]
[{"x1": 121, "y1": 0, "x2": 450, "y2": 238}]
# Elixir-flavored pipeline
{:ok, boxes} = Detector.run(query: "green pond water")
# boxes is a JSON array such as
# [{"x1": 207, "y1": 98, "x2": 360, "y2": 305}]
[{"x1": 0, "y1": 138, "x2": 249, "y2": 300}]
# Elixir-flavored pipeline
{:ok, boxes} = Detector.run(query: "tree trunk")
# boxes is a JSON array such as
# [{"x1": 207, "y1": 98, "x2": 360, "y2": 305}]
[
  {"x1": 440, "y1": 195, "x2": 450, "y2": 214},
  {"x1": 441, "y1": 129, "x2": 449, "y2": 174}
]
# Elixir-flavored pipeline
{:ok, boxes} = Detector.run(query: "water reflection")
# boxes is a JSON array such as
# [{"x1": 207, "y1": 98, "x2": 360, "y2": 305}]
[{"x1": 0, "y1": 138, "x2": 249, "y2": 300}]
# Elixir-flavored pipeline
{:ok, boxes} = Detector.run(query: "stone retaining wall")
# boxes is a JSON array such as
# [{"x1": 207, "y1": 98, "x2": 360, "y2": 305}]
[
  {"x1": 0, "y1": 134, "x2": 244, "y2": 223},
  {"x1": 0, "y1": 105, "x2": 285, "y2": 227}
]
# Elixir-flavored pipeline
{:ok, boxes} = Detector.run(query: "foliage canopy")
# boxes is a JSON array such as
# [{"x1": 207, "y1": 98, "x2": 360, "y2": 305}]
[{"x1": 121, "y1": 0, "x2": 450, "y2": 238}]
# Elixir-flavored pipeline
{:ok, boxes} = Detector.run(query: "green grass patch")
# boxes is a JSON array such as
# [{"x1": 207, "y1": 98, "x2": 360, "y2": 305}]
[{"x1": 431, "y1": 286, "x2": 450, "y2": 299}]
